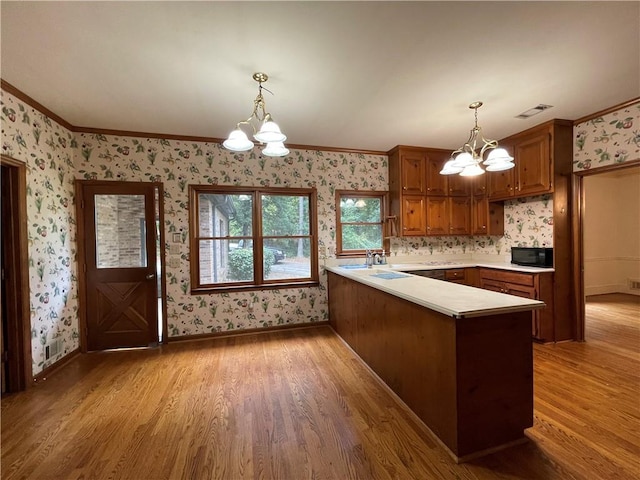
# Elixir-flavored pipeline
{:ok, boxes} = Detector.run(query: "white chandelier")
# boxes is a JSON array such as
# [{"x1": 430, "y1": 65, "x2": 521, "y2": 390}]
[
  {"x1": 440, "y1": 101, "x2": 514, "y2": 177},
  {"x1": 222, "y1": 72, "x2": 289, "y2": 157}
]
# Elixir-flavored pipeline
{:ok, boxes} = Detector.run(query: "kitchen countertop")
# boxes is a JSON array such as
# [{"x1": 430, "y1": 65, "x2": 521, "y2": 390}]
[{"x1": 325, "y1": 262, "x2": 546, "y2": 319}]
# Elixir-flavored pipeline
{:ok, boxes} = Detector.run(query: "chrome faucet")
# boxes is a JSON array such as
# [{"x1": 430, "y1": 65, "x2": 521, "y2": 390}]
[{"x1": 365, "y1": 249, "x2": 374, "y2": 268}]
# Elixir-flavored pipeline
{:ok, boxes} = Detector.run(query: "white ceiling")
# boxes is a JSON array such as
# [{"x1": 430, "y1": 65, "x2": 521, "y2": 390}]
[{"x1": 1, "y1": 1, "x2": 639, "y2": 153}]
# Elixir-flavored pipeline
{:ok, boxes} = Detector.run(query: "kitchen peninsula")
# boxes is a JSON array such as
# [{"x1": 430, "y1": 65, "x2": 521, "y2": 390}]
[{"x1": 326, "y1": 264, "x2": 545, "y2": 462}]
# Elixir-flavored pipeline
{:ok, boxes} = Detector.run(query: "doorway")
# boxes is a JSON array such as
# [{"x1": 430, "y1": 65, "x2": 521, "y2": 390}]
[
  {"x1": 573, "y1": 160, "x2": 640, "y2": 340},
  {"x1": 1, "y1": 156, "x2": 32, "y2": 393},
  {"x1": 76, "y1": 181, "x2": 166, "y2": 351}
]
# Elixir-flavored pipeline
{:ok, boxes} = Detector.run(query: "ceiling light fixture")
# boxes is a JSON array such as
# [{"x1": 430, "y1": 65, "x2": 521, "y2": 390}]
[
  {"x1": 222, "y1": 72, "x2": 289, "y2": 157},
  {"x1": 440, "y1": 101, "x2": 514, "y2": 177}
]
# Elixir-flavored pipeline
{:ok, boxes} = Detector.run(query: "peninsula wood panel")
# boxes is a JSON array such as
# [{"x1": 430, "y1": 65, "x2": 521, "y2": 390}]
[{"x1": 327, "y1": 272, "x2": 534, "y2": 459}]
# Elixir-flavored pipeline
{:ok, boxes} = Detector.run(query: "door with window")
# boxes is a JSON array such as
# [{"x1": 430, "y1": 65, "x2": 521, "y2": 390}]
[{"x1": 80, "y1": 182, "x2": 160, "y2": 351}]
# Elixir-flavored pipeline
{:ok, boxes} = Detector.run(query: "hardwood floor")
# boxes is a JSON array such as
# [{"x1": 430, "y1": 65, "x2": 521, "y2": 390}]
[{"x1": 2, "y1": 294, "x2": 639, "y2": 479}]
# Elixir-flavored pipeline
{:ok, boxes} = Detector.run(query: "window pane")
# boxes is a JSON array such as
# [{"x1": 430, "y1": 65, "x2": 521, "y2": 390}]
[
  {"x1": 199, "y1": 239, "x2": 253, "y2": 284},
  {"x1": 95, "y1": 194, "x2": 147, "y2": 268},
  {"x1": 263, "y1": 238, "x2": 312, "y2": 281},
  {"x1": 261, "y1": 195, "x2": 310, "y2": 236},
  {"x1": 340, "y1": 197, "x2": 381, "y2": 223},
  {"x1": 198, "y1": 193, "x2": 252, "y2": 237},
  {"x1": 341, "y1": 225, "x2": 383, "y2": 250}
]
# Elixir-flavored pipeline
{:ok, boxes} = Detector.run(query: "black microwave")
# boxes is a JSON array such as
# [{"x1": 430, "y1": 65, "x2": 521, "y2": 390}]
[{"x1": 511, "y1": 247, "x2": 553, "y2": 267}]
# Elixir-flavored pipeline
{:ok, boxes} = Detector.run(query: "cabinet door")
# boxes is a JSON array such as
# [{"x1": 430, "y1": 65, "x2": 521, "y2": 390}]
[
  {"x1": 488, "y1": 167, "x2": 516, "y2": 200},
  {"x1": 449, "y1": 196, "x2": 471, "y2": 235},
  {"x1": 401, "y1": 152, "x2": 426, "y2": 195},
  {"x1": 470, "y1": 175, "x2": 487, "y2": 196},
  {"x1": 516, "y1": 132, "x2": 552, "y2": 197},
  {"x1": 401, "y1": 195, "x2": 426, "y2": 236},
  {"x1": 425, "y1": 196, "x2": 448, "y2": 236},
  {"x1": 448, "y1": 174, "x2": 471, "y2": 196},
  {"x1": 471, "y1": 195, "x2": 488, "y2": 236},
  {"x1": 425, "y1": 152, "x2": 448, "y2": 196}
]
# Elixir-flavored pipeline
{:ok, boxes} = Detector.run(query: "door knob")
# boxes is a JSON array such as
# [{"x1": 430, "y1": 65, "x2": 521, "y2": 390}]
[{"x1": 146, "y1": 273, "x2": 155, "y2": 280}]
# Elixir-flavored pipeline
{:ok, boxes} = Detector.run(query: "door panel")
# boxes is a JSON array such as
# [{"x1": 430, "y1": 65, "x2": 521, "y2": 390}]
[{"x1": 82, "y1": 183, "x2": 158, "y2": 351}]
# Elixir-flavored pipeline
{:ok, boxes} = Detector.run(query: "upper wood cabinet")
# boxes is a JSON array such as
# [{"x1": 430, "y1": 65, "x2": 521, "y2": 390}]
[
  {"x1": 425, "y1": 150, "x2": 449, "y2": 196},
  {"x1": 425, "y1": 196, "x2": 449, "y2": 235},
  {"x1": 471, "y1": 195, "x2": 504, "y2": 236},
  {"x1": 402, "y1": 195, "x2": 427, "y2": 236},
  {"x1": 448, "y1": 174, "x2": 472, "y2": 196},
  {"x1": 516, "y1": 132, "x2": 552, "y2": 197},
  {"x1": 488, "y1": 121, "x2": 569, "y2": 201},
  {"x1": 448, "y1": 196, "x2": 471, "y2": 235},
  {"x1": 400, "y1": 150, "x2": 426, "y2": 195},
  {"x1": 389, "y1": 146, "x2": 453, "y2": 237}
]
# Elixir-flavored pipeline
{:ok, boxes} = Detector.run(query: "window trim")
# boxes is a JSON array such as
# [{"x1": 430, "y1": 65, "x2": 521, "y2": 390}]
[
  {"x1": 335, "y1": 190, "x2": 390, "y2": 258},
  {"x1": 189, "y1": 185, "x2": 319, "y2": 293}
]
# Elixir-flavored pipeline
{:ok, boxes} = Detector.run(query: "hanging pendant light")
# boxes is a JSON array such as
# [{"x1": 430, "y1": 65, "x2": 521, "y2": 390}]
[
  {"x1": 440, "y1": 101, "x2": 514, "y2": 176},
  {"x1": 223, "y1": 72, "x2": 288, "y2": 157}
]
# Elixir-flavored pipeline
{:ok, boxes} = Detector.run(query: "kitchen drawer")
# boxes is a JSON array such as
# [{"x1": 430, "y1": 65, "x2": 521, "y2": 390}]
[
  {"x1": 478, "y1": 268, "x2": 535, "y2": 287},
  {"x1": 445, "y1": 269, "x2": 466, "y2": 282}
]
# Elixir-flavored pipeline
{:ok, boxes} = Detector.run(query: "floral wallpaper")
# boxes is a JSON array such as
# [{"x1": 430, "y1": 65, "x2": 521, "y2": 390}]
[
  {"x1": 574, "y1": 101, "x2": 640, "y2": 171},
  {"x1": 1, "y1": 86, "x2": 555, "y2": 376},
  {"x1": 73, "y1": 133, "x2": 389, "y2": 338},
  {"x1": 1, "y1": 90, "x2": 79, "y2": 375}
]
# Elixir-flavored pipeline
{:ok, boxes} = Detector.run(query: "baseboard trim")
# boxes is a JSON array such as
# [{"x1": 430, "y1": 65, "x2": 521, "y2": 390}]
[
  {"x1": 167, "y1": 321, "x2": 330, "y2": 344},
  {"x1": 585, "y1": 285, "x2": 639, "y2": 296},
  {"x1": 33, "y1": 348, "x2": 81, "y2": 384}
]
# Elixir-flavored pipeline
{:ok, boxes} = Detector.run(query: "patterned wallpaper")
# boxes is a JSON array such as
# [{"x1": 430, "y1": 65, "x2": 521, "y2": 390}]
[
  {"x1": 574, "y1": 101, "x2": 640, "y2": 171},
  {"x1": 1, "y1": 91, "x2": 79, "y2": 375},
  {"x1": 1, "y1": 87, "x2": 555, "y2": 376}
]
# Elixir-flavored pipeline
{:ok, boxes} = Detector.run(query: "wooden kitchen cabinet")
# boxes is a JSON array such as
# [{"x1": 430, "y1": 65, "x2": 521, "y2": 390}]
[
  {"x1": 425, "y1": 196, "x2": 448, "y2": 235},
  {"x1": 488, "y1": 121, "x2": 569, "y2": 201},
  {"x1": 389, "y1": 146, "x2": 455, "y2": 237},
  {"x1": 402, "y1": 195, "x2": 427, "y2": 236},
  {"x1": 448, "y1": 175, "x2": 471, "y2": 196},
  {"x1": 516, "y1": 132, "x2": 552, "y2": 197},
  {"x1": 400, "y1": 149, "x2": 426, "y2": 194},
  {"x1": 448, "y1": 196, "x2": 471, "y2": 235},
  {"x1": 471, "y1": 195, "x2": 504, "y2": 236},
  {"x1": 479, "y1": 268, "x2": 554, "y2": 342},
  {"x1": 425, "y1": 151, "x2": 449, "y2": 196}
]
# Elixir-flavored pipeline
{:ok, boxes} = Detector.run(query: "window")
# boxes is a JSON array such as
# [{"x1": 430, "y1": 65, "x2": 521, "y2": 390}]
[
  {"x1": 189, "y1": 185, "x2": 318, "y2": 292},
  {"x1": 336, "y1": 190, "x2": 389, "y2": 257}
]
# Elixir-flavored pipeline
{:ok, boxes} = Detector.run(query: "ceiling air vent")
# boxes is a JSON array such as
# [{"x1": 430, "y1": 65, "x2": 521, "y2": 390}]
[{"x1": 515, "y1": 104, "x2": 554, "y2": 119}]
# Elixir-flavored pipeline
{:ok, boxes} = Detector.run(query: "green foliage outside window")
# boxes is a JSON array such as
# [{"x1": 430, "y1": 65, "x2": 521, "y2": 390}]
[
  {"x1": 228, "y1": 248, "x2": 273, "y2": 281},
  {"x1": 340, "y1": 197, "x2": 383, "y2": 250}
]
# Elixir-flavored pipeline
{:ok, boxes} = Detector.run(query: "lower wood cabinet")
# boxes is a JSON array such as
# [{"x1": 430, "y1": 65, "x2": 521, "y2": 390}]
[{"x1": 479, "y1": 268, "x2": 554, "y2": 342}]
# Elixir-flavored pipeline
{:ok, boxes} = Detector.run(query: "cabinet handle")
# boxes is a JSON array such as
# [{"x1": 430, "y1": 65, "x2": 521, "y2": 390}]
[
  {"x1": 427, "y1": 187, "x2": 431, "y2": 191},
  {"x1": 482, "y1": 225, "x2": 486, "y2": 229},
  {"x1": 402, "y1": 187, "x2": 407, "y2": 190}
]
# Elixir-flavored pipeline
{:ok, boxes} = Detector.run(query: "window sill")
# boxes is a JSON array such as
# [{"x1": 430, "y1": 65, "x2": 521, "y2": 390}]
[{"x1": 191, "y1": 280, "x2": 320, "y2": 295}]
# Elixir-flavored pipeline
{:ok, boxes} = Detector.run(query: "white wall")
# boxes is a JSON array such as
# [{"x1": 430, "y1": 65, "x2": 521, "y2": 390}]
[{"x1": 584, "y1": 170, "x2": 640, "y2": 296}]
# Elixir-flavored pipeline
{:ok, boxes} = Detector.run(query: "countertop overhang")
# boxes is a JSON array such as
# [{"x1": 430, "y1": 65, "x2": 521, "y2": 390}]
[{"x1": 325, "y1": 263, "x2": 546, "y2": 319}]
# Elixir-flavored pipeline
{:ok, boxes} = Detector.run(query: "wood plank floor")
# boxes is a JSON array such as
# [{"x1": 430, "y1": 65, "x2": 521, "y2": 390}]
[{"x1": 2, "y1": 294, "x2": 639, "y2": 479}]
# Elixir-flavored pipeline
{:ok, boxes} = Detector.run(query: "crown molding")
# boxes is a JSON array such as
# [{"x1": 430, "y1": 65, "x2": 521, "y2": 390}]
[{"x1": 1, "y1": 79, "x2": 387, "y2": 156}]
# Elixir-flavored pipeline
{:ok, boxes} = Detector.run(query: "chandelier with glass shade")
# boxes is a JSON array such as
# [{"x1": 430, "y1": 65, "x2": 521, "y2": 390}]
[
  {"x1": 440, "y1": 101, "x2": 514, "y2": 177},
  {"x1": 222, "y1": 72, "x2": 289, "y2": 157}
]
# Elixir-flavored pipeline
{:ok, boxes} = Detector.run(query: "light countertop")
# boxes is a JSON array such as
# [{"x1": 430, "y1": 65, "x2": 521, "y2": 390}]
[{"x1": 325, "y1": 263, "x2": 546, "y2": 319}]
